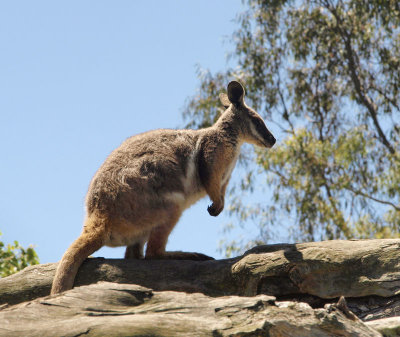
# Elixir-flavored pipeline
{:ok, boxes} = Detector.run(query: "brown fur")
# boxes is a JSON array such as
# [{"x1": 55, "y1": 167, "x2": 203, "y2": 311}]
[{"x1": 51, "y1": 81, "x2": 276, "y2": 294}]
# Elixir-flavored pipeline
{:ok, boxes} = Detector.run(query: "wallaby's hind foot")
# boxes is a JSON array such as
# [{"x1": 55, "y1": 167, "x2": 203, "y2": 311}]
[
  {"x1": 144, "y1": 215, "x2": 214, "y2": 261},
  {"x1": 51, "y1": 216, "x2": 106, "y2": 294},
  {"x1": 145, "y1": 251, "x2": 214, "y2": 261},
  {"x1": 124, "y1": 242, "x2": 145, "y2": 259}
]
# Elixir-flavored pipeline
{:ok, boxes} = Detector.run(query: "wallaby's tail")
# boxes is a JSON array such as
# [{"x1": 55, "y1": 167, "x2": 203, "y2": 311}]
[{"x1": 51, "y1": 215, "x2": 106, "y2": 295}]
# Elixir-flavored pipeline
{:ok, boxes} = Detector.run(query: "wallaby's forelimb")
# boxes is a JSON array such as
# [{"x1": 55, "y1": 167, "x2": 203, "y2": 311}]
[{"x1": 202, "y1": 147, "x2": 233, "y2": 217}]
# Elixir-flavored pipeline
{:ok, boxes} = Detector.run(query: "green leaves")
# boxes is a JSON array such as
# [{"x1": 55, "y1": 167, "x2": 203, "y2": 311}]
[
  {"x1": 0, "y1": 231, "x2": 39, "y2": 277},
  {"x1": 184, "y1": 0, "x2": 400, "y2": 256}
]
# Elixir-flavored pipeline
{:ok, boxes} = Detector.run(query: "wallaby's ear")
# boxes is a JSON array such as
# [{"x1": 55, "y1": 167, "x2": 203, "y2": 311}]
[
  {"x1": 227, "y1": 81, "x2": 245, "y2": 105},
  {"x1": 219, "y1": 93, "x2": 231, "y2": 108}
]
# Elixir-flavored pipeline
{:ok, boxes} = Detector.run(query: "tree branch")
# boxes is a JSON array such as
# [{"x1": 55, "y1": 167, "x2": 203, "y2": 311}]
[
  {"x1": 326, "y1": 3, "x2": 396, "y2": 155},
  {"x1": 277, "y1": 74, "x2": 295, "y2": 133},
  {"x1": 323, "y1": 182, "x2": 350, "y2": 238},
  {"x1": 370, "y1": 85, "x2": 400, "y2": 112},
  {"x1": 344, "y1": 185, "x2": 400, "y2": 212},
  {"x1": 343, "y1": 35, "x2": 396, "y2": 154}
]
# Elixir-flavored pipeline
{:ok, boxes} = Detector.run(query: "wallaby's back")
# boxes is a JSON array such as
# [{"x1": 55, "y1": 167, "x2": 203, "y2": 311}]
[{"x1": 86, "y1": 128, "x2": 205, "y2": 221}]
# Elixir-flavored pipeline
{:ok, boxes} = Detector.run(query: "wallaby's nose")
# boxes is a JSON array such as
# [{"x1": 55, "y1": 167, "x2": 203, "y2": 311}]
[
  {"x1": 267, "y1": 134, "x2": 276, "y2": 148},
  {"x1": 270, "y1": 135, "x2": 276, "y2": 146}
]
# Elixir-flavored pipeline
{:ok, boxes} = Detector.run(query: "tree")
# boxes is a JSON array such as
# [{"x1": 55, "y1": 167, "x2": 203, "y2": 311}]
[
  {"x1": 184, "y1": 0, "x2": 400, "y2": 255},
  {"x1": 0, "y1": 231, "x2": 39, "y2": 277}
]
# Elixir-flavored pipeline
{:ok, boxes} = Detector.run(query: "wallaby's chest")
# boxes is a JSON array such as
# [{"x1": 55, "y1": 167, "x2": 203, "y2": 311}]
[{"x1": 221, "y1": 148, "x2": 240, "y2": 186}]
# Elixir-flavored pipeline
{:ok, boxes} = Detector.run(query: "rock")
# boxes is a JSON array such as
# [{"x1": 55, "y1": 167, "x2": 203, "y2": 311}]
[
  {"x1": 2, "y1": 239, "x2": 400, "y2": 335},
  {"x1": 366, "y1": 317, "x2": 400, "y2": 336},
  {"x1": 0, "y1": 282, "x2": 381, "y2": 337},
  {"x1": 0, "y1": 256, "x2": 236, "y2": 306},
  {"x1": 2, "y1": 239, "x2": 400, "y2": 306},
  {"x1": 234, "y1": 239, "x2": 400, "y2": 298},
  {"x1": 345, "y1": 295, "x2": 400, "y2": 322}
]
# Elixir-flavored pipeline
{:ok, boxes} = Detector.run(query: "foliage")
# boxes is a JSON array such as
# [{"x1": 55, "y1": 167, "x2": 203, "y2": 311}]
[
  {"x1": 184, "y1": 0, "x2": 400, "y2": 255},
  {"x1": 0, "y1": 231, "x2": 39, "y2": 277}
]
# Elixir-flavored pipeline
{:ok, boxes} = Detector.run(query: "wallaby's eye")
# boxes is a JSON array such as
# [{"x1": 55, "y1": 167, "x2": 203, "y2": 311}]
[
  {"x1": 252, "y1": 116, "x2": 267, "y2": 136},
  {"x1": 248, "y1": 113, "x2": 275, "y2": 147}
]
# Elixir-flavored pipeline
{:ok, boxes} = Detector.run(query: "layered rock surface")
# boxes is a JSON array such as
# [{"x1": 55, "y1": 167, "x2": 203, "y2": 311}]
[{"x1": 1, "y1": 239, "x2": 400, "y2": 336}]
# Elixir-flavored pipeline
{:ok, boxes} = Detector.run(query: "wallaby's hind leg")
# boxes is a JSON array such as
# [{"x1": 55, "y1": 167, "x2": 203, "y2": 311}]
[
  {"x1": 145, "y1": 208, "x2": 214, "y2": 261},
  {"x1": 51, "y1": 216, "x2": 106, "y2": 294},
  {"x1": 125, "y1": 240, "x2": 146, "y2": 259},
  {"x1": 124, "y1": 243, "x2": 144, "y2": 259},
  {"x1": 124, "y1": 231, "x2": 149, "y2": 259}
]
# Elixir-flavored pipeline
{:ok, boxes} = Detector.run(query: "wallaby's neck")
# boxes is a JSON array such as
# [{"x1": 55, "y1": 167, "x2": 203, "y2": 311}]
[{"x1": 213, "y1": 108, "x2": 242, "y2": 147}]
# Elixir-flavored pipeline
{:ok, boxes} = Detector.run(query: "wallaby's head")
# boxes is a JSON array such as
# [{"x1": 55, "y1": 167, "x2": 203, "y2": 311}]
[{"x1": 219, "y1": 81, "x2": 276, "y2": 148}]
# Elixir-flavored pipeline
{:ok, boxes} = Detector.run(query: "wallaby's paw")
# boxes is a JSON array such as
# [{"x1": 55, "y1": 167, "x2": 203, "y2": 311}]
[{"x1": 207, "y1": 203, "x2": 223, "y2": 217}]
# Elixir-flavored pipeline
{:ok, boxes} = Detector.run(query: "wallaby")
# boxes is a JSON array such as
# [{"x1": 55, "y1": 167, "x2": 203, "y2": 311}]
[{"x1": 51, "y1": 81, "x2": 276, "y2": 294}]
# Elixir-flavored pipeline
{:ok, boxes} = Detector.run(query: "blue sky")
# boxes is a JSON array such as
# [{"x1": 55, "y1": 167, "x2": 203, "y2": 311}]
[{"x1": 0, "y1": 1, "x2": 264, "y2": 263}]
